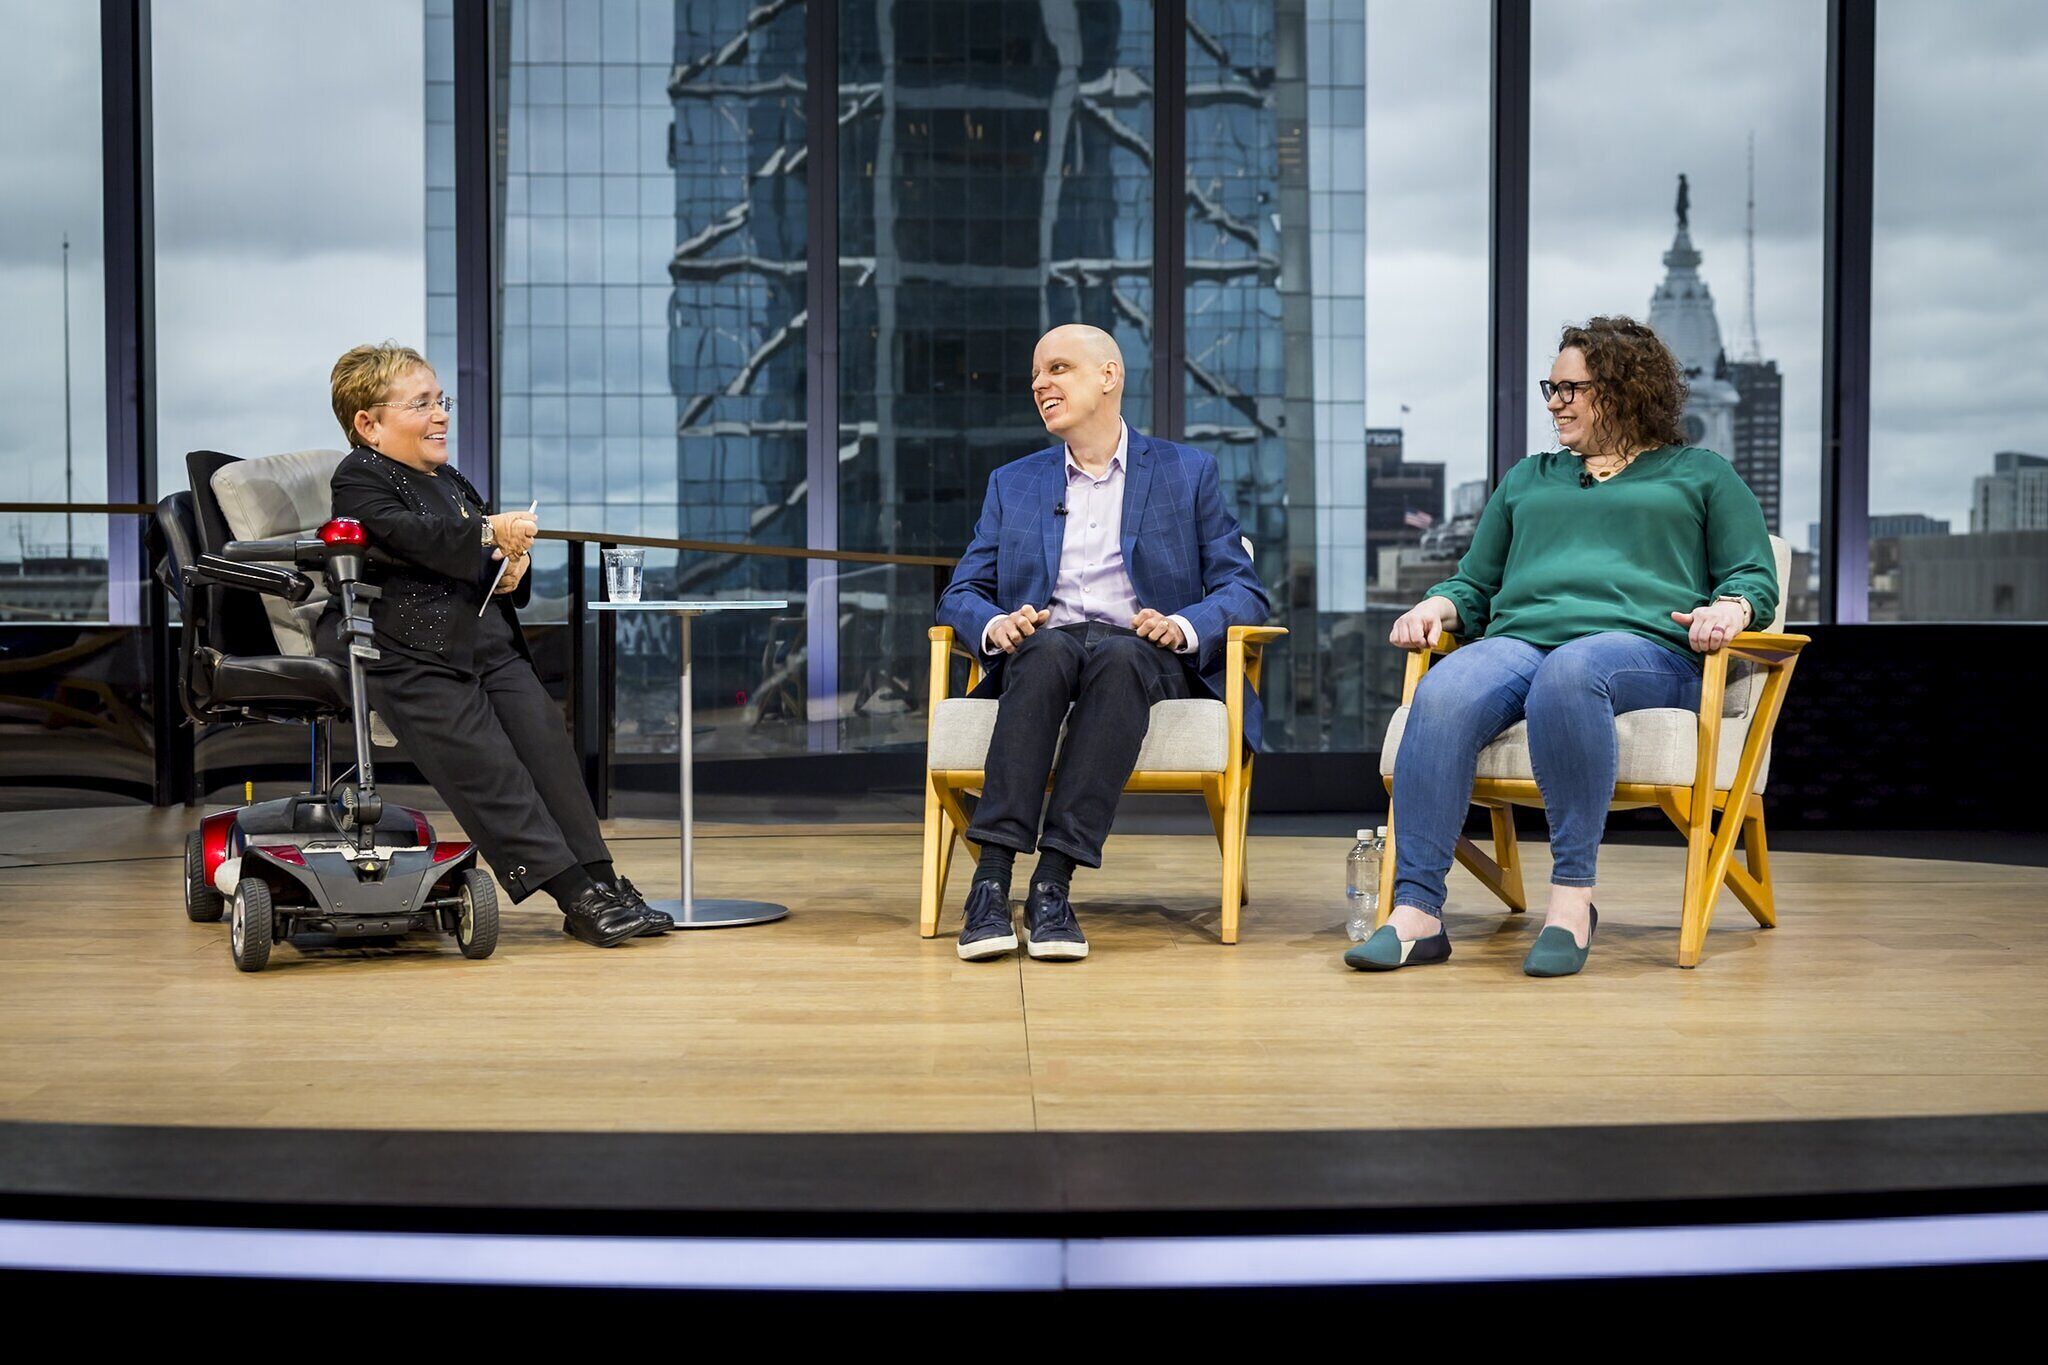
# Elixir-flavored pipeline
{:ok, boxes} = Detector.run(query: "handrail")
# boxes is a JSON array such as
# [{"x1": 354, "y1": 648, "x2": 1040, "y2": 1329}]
[{"x1": 0, "y1": 500, "x2": 959, "y2": 570}]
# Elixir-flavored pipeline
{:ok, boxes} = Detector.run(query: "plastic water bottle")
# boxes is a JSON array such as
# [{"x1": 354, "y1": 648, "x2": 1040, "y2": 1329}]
[{"x1": 1345, "y1": 827, "x2": 1384, "y2": 941}]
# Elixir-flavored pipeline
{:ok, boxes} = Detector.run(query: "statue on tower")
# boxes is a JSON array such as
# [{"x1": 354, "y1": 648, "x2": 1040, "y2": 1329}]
[{"x1": 1676, "y1": 173, "x2": 1691, "y2": 231}]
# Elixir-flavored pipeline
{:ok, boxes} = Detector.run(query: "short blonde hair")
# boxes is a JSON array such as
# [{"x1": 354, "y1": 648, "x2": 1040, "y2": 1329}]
[{"x1": 331, "y1": 342, "x2": 432, "y2": 445}]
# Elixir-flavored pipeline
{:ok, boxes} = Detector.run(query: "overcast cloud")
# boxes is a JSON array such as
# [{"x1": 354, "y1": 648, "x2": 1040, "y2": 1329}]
[{"x1": 4, "y1": 0, "x2": 2042, "y2": 566}]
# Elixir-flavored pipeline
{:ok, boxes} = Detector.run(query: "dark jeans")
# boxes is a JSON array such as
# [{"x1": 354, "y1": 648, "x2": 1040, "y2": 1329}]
[
  {"x1": 967, "y1": 621, "x2": 1194, "y2": 868},
  {"x1": 366, "y1": 630, "x2": 609, "y2": 904}
]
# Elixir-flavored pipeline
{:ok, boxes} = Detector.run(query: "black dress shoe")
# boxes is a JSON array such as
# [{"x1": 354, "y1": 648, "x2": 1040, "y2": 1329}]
[
  {"x1": 558, "y1": 883, "x2": 649, "y2": 947},
  {"x1": 604, "y1": 877, "x2": 674, "y2": 935},
  {"x1": 1022, "y1": 880, "x2": 1088, "y2": 961}
]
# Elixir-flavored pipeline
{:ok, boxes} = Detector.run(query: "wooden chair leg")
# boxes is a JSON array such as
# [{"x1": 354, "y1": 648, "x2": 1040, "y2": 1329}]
[
  {"x1": 1220, "y1": 770, "x2": 1245, "y2": 945},
  {"x1": 1736, "y1": 809, "x2": 1776, "y2": 927},
  {"x1": 1489, "y1": 804, "x2": 1526, "y2": 912},
  {"x1": 1238, "y1": 757, "x2": 1254, "y2": 906},
  {"x1": 919, "y1": 775, "x2": 947, "y2": 938},
  {"x1": 1677, "y1": 795, "x2": 1718, "y2": 969}
]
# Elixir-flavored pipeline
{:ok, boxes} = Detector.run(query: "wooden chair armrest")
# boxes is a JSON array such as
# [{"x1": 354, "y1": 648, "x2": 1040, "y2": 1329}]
[
  {"x1": 1227, "y1": 625, "x2": 1287, "y2": 697},
  {"x1": 927, "y1": 625, "x2": 954, "y2": 643},
  {"x1": 1722, "y1": 630, "x2": 1811, "y2": 667}
]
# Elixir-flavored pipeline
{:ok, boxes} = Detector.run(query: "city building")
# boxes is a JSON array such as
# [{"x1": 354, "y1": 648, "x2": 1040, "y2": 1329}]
[
  {"x1": 1972, "y1": 451, "x2": 2048, "y2": 532},
  {"x1": 1728, "y1": 358, "x2": 1782, "y2": 531},
  {"x1": 1363, "y1": 427, "x2": 1444, "y2": 586},
  {"x1": 1644, "y1": 175, "x2": 1784, "y2": 526}
]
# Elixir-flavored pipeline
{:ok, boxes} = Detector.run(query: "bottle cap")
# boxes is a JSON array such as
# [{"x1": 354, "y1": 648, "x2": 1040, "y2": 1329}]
[
  {"x1": 1355, "y1": 829, "x2": 1371, "y2": 841},
  {"x1": 1376, "y1": 825, "x2": 1389, "y2": 837}
]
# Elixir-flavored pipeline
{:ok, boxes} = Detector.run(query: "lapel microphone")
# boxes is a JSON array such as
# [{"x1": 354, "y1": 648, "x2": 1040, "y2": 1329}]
[
  {"x1": 1054, "y1": 502, "x2": 1068, "y2": 516},
  {"x1": 1579, "y1": 470, "x2": 1595, "y2": 489}
]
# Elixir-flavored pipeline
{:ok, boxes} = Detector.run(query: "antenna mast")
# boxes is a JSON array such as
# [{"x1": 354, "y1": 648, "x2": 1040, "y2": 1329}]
[
  {"x1": 1740, "y1": 133, "x2": 1762, "y2": 363},
  {"x1": 62, "y1": 234, "x2": 75, "y2": 560}
]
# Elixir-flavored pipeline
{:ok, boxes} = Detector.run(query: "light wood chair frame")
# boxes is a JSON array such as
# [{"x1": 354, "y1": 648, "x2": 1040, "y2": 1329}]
[
  {"x1": 1375, "y1": 628, "x2": 1810, "y2": 967},
  {"x1": 920, "y1": 623, "x2": 1287, "y2": 944}
]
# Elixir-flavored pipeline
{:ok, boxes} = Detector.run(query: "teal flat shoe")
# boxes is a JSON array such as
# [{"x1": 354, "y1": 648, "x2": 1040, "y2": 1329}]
[
  {"x1": 1523, "y1": 905, "x2": 1598, "y2": 978},
  {"x1": 1345, "y1": 921, "x2": 1452, "y2": 972}
]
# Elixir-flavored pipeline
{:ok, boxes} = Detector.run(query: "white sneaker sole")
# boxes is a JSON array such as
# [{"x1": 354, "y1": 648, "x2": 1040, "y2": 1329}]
[
  {"x1": 957, "y1": 932, "x2": 1018, "y2": 961},
  {"x1": 1023, "y1": 927, "x2": 1089, "y2": 961}
]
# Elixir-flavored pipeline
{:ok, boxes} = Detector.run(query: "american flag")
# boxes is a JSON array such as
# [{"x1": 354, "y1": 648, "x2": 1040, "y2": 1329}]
[{"x1": 1403, "y1": 508, "x2": 1435, "y2": 530}]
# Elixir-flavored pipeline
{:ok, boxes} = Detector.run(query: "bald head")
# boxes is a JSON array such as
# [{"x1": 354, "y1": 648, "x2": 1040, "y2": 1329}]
[{"x1": 1030, "y1": 324, "x2": 1124, "y2": 446}]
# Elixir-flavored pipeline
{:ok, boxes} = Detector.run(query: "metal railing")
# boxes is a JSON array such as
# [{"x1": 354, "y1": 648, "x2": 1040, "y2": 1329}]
[{"x1": 1, "y1": 501, "x2": 961, "y2": 809}]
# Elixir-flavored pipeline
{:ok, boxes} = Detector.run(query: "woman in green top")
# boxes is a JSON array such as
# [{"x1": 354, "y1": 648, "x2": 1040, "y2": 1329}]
[{"x1": 1348, "y1": 316, "x2": 1779, "y2": 978}]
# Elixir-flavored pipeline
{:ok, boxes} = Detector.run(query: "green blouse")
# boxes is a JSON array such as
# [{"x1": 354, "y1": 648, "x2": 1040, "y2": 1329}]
[{"x1": 1424, "y1": 445, "x2": 1780, "y2": 663}]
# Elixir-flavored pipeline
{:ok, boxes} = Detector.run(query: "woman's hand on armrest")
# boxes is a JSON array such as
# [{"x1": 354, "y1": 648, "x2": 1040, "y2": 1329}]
[
  {"x1": 1391, "y1": 599, "x2": 1455, "y2": 649},
  {"x1": 1391, "y1": 596, "x2": 1459, "y2": 649}
]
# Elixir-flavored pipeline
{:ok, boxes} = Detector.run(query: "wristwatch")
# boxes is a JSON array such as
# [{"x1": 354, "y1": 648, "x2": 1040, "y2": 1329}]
[
  {"x1": 480, "y1": 519, "x2": 496, "y2": 548},
  {"x1": 1714, "y1": 595, "x2": 1753, "y2": 627}
]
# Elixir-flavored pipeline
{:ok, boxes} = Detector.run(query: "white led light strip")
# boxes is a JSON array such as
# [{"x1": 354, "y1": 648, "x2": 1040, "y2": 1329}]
[{"x1": 1, "y1": 1213, "x2": 2043, "y2": 1291}]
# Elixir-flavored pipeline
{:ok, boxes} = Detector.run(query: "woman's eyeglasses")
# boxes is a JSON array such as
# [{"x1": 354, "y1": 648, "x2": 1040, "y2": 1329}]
[
  {"x1": 370, "y1": 394, "x2": 457, "y2": 416},
  {"x1": 1538, "y1": 380, "x2": 1594, "y2": 405}
]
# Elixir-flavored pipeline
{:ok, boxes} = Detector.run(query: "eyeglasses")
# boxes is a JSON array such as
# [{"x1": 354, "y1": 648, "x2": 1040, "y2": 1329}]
[
  {"x1": 370, "y1": 394, "x2": 457, "y2": 416},
  {"x1": 1538, "y1": 380, "x2": 1594, "y2": 405}
]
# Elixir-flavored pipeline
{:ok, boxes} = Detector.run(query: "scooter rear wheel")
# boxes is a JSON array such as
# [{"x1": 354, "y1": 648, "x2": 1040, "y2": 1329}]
[
  {"x1": 230, "y1": 878, "x2": 274, "y2": 972},
  {"x1": 185, "y1": 830, "x2": 224, "y2": 923}
]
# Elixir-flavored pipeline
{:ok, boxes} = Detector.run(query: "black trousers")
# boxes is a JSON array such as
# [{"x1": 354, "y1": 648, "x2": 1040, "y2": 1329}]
[
  {"x1": 366, "y1": 641, "x2": 607, "y2": 905},
  {"x1": 966, "y1": 621, "x2": 1194, "y2": 868}
]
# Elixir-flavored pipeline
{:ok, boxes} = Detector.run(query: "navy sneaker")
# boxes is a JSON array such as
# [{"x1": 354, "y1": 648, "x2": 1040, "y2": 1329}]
[
  {"x1": 1023, "y1": 880, "x2": 1088, "y2": 961},
  {"x1": 956, "y1": 879, "x2": 1018, "y2": 961}
]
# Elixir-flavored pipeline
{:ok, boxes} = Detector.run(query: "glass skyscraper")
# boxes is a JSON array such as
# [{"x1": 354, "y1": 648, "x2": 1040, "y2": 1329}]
[{"x1": 475, "y1": 0, "x2": 1370, "y2": 761}]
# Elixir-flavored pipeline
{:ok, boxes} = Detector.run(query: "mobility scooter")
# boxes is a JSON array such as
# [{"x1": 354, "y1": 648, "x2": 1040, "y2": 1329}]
[{"x1": 155, "y1": 488, "x2": 498, "y2": 971}]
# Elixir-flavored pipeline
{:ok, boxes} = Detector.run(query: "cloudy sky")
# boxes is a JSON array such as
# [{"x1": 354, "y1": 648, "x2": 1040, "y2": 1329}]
[
  {"x1": 4, "y1": 0, "x2": 2043, "y2": 566},
  {"x1": 1, "y1": 0, "x2": 423, "y2": 560},
  {"x1": 1367, "y1": 0, "x2": 2048, "y2": 545}
]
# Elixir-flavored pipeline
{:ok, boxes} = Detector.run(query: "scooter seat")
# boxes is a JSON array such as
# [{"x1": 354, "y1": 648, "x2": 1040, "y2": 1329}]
[{"x1": 206, "y1": 654, "x2": 351, "y2": 713}]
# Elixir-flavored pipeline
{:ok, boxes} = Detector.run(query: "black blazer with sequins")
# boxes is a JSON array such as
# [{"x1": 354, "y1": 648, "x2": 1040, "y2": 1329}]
[{"x1": 321, "y1": 446, "x2": 534, "y2": 667}]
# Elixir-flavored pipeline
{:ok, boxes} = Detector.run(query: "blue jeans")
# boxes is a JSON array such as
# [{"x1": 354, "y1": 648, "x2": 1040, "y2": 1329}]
[{"x1": 1390, "y1": 632, "x2": 1701, "y2": 915}]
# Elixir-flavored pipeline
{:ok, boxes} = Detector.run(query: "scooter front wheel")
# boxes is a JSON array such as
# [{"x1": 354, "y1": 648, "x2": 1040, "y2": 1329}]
[
  {"x1": 455, "y1": 869, "x2": 499, "y2": 960},
  {"x1": 230, "y1": 878, "x2": 274, "y2": 972}
]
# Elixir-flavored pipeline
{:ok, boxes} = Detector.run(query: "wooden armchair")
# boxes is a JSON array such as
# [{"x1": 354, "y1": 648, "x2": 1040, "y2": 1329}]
[
  {"x1": 920, "y1": 623, "x2": 1287, "y2": 944},
  {"x1": 1375, "y1": 537, "x2": 1808, "y2": 968}
]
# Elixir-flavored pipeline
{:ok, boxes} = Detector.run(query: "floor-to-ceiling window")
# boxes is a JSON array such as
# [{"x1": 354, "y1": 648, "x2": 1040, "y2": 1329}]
[
  {"x1": 498, "y1": 0, "x2": 810, "y2": 777},
  {"x1": 153, "y1": 0, "x2": 430, "y2": 490},
  {"x1": 836, "y1": 0, "x2": 1156, "y2": 751},
  {"x1": 1869, "y1": 0, "x2": 2048, "y2": 621},
  {"x1": 1529, "y1": 0, "x2": 1826, "y2": 623}
]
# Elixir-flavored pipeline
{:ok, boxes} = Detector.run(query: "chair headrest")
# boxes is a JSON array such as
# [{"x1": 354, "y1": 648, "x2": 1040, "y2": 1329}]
[
  {"x1": 209, "y1": 448, "x2": 346, "y2": 543},
  {"x1": 207, "y1": 449, "x2": 345, "y2": 657}
]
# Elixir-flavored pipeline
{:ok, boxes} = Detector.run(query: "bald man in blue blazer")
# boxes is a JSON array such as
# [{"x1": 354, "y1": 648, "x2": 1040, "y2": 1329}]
[{"x1": 937, "y1": 324, "x2": 1270, "y2": 962}]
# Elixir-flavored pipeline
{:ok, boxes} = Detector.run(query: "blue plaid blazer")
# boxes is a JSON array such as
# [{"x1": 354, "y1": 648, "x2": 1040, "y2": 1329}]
[{"x1": 937, "y1": 429, "x2": 1273, "y2": 749}]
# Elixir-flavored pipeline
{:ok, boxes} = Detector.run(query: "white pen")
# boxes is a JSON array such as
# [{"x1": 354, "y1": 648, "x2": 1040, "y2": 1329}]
[{"x1": 481, "y1": 499, "x2": 539, "y2": 615}]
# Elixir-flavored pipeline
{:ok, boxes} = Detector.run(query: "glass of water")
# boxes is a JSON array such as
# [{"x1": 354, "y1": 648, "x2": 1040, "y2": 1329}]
[{"x1": 602, "y1": 546, "x2": 645, "y2": 603}]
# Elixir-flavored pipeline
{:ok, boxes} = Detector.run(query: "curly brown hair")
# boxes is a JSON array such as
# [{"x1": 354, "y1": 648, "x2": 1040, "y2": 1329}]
[{"x1": 1557, "y1": 315, "x2": 1688, "y2": 454}]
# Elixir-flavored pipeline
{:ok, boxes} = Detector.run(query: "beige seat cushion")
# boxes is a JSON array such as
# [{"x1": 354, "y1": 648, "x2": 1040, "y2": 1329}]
[
  {"x1": 209, "y1": 449, "x2": 347, "y2": 655},
  {"x1": 1379, "y1": 704, "x2": 1769, "y2": 792},
  {"x1": 928, "y1": 696, "x2": 1230, "y2": 774}
]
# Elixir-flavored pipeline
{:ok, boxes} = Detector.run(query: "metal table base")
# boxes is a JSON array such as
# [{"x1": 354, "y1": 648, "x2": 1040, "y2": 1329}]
[{"x1": 593, "y1": 599, "x2": 791, "y2": 929}]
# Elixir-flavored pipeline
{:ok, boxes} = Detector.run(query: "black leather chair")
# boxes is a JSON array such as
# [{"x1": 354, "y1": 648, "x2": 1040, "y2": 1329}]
[{"x1": 153, "y1": 490, "x2": 352, "y2": 726}]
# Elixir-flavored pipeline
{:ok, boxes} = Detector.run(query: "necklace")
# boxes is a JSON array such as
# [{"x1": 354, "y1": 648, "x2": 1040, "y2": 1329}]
[{"x1": 1581, "y1": 448, "x2": 1646, "y2": 482}]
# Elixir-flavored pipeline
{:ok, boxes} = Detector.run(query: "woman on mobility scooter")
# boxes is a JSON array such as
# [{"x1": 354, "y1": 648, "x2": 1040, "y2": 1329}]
[{"x1": 316, "y1": 342, "x2": 668, "y2": 948}]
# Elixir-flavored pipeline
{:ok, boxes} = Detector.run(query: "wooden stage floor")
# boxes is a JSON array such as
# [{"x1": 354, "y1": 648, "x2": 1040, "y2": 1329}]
[{"x1": 2, "y1": 806, "x2": 2045, "y2": 1134}]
